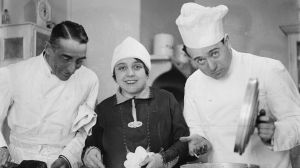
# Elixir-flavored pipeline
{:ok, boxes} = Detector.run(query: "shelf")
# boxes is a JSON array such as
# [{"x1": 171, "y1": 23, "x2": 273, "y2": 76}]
[
  {"x1": 279, "y1": 24, "x2": 300, "y2": 35},
  {"x1": 150, "y1": 55, "x2": 170, "y2": 61}
]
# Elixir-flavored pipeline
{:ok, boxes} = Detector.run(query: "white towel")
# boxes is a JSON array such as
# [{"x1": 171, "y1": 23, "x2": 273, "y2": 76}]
[
  {"x1": 124, "y1": 146, "x2": 154, "y2": 168},
  {"x1": 72, "y1": 103, "x2": 97, "y2": 135}
]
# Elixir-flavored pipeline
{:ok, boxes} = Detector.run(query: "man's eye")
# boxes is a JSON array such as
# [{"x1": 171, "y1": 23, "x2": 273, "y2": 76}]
[
  {"x1": 195, "y1": 58, "x2": 206, "y2": 64},
  {"x1": 62, "y1": 56, "x2": 71, "y2": 61},
  {"x1": 76, "y1": 59, "x2": 85, "y2": 65},
  {"x1": 211, "y1": 51, "x2": 219, "y2": 57}
]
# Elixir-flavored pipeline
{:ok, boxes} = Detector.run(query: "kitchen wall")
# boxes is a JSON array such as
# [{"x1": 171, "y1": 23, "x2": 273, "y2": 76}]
[
  {"x1": 195, "y1": 0, "x2": 298, "y2": 68},
  {"x1": 69, "y1": 0, "x2": 141, "y2": 102},
  {"x1": 140, "y1": 0, "x2": 298, "y2": 69},
  {"x1": 1, "y1": 0, "x2": 298, "y2": 101},
  {"x1": 1, "y1": 0, "x2": 68, "y2": 25},
  {"x1": 140, "y1": 0, "x2": 191, "y2": 54},
  {"x1": 1, "y1": 0, "x2": 140, "y2": 102}
]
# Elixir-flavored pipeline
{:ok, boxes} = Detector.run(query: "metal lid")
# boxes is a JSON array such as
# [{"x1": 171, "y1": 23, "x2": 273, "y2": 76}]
[
  {"x1": 234, "y1": 78, "x2": 259, "y2": 155},
  {"x1": 181, "y1": 163, "x2": 259, "y2": 168}
]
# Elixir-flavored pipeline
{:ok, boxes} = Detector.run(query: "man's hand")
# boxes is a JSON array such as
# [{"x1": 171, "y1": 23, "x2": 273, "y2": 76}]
[
  {"x1": 0, "y1": 147, "x2": 10, "y2": 167},
  {"x1": 139, "y1": 154, "x2": 164, "y2": 168},
  {"x1": 51, "y1": 157, "x2": 69, "y2": 168},
  {"x1": 180, "y1": 134, "x2": 212, "y2": 157},
  {"x1": 83, "y1": 148, "x2": 105, "y2": 168},
  {"x1": 257, "y1": 110, "x2": 275, "y2": 144}
]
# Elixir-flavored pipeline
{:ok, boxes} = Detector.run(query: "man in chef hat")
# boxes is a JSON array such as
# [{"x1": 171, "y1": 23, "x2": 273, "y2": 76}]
[{"x1": 176, "y1": 2, "x2": 300, "y2": 168}]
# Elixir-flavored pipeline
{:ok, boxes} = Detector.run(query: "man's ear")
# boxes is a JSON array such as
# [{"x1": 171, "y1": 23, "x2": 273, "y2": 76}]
[
  {"x1": 44, "y1": 41, "x2": 52, "y2": 56},
  {"x1": 224, "y1": 34, "x2": 229, "y2": 46}
]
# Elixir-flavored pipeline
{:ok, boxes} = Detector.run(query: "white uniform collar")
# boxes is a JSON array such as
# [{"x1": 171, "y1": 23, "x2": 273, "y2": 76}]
[{"x1": 40, "y1": 51, "x2": 53, "y2": 76}]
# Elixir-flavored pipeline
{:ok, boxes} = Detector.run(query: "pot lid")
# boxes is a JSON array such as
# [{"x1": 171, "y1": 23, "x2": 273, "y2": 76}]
[
  {"x1": 181, "y1": 163, "x2": 259, "y2": 168},
  {"x1": 234, "y1": 78, "x2": 259, "y2": 155}
]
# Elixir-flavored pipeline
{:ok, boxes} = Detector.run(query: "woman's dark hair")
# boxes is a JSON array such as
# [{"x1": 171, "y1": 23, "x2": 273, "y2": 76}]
[
  {"x1": 112, "y1": 58, "x2": 149, "y2": 81},
  {"x1": 49, "y1": 21, "x2": 88, "y2": 47}
]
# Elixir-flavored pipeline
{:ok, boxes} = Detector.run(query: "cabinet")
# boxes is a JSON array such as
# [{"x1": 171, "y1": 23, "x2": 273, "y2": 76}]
[
  {"x1": 0, "y1": 22, "x2": 51, "y2": 67},
  {"x1": 280, "y1": 23, "x2": 300, "y2": 168},
  {"x1": 280, "y1": 24, "x2": 300, "y2": 89}
]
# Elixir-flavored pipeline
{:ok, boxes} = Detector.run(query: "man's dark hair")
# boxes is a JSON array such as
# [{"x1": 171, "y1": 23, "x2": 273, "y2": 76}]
[
  {"x1": 49, "y1": 21, "x2": 88, "y2": 46},
  {"x1": 112, "y1": 58, "x2": 149, "y2": 81}
]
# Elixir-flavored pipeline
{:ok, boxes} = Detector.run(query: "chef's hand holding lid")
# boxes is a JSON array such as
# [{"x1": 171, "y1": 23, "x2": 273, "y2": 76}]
[
  {"x1": 0, "y1": 147, "x2": 10, "y2": 167},
  {"x1": 257, "y1": 109, "x2": 276, "y2": 145},
  {"x1": 180, "y1": 134, "x2": 212, "y2": 157}
]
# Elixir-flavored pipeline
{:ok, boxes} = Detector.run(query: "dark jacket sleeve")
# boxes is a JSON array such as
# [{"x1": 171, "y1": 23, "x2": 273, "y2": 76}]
[{"x1": 161, "y1": 92, "x2": 189, "y2": 164}]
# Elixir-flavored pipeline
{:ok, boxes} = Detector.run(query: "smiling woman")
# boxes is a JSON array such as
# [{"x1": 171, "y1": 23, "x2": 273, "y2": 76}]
[
  {"x1": 82, "y1": 36, "x2": 189, "y2": 168},
  {"x1": 114, "y1": 58, "x2": 149, "y2": 98}
]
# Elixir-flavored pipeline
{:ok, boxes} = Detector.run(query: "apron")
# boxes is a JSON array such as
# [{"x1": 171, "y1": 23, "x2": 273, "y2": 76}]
[{"x1": 8, "y1": 135, "x2": 64, "y2": 168}]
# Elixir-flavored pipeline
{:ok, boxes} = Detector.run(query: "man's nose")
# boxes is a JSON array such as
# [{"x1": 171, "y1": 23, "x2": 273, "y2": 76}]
[
  {"x1": 207, "y1": 59, "x2": 217, "y2": 71},
  {"x1": 67, "y1": 62, "x2": 77, "y2": 74}
]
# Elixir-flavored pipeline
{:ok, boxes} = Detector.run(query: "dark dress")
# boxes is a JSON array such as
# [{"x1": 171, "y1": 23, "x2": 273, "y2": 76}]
[{"x1": 84, "y1": 87, "x2": 189, "y2": 168}]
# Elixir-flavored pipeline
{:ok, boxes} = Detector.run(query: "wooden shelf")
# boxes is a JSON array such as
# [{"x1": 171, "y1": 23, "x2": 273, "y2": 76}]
[
  {"x1": 150, "y1": 55, "x2": 170, "y2": 61},
  {"x1": 279, "y1": 24, "x2": 300, "y2": 35}
]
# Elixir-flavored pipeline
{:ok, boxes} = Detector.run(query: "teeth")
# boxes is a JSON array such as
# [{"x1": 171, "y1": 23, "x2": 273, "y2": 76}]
[{"x1": 126, "y1": 80, "x2": 136, "y2": 84}]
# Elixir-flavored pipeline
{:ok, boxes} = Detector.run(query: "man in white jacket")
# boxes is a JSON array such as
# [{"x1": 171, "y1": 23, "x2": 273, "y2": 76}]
[
  {"x1": 176, "y1": 2, "x2": 300, "y2": 168},
  {"x1": 0, "y1": 21, "x2": 99, "y2": 168}
]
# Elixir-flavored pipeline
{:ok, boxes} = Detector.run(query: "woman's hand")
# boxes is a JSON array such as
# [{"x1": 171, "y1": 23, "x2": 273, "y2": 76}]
[
  {"x1": 180, "y1": 134, "x2": 212, "y2": 157},
  {"x1": 139, "y1": 153, "x2": 164, "y2": 168},
  {"x1": 83, "y1": 147, "x2": 105, "y2": 168}
]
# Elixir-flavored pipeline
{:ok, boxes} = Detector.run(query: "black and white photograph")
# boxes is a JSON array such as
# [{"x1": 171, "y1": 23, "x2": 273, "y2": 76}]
[{"x1": 0, "y1": 0, "x2": 299, "y2": 168}]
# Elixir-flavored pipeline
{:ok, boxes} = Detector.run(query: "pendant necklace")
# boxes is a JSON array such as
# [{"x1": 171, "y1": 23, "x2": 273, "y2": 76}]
[
  {"x1": 120, "y1": 99, "x2": 151, "y2": 153},
  {"x1": 128, "y1": 99, "x2": 143, "y2": 128}
]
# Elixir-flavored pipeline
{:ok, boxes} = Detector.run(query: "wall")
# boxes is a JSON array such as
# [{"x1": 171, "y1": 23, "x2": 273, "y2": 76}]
[
  {"x1": 2, "y1": 0, "x2": 298, "y2": 101},
  {"x1": 2, "y1": 0, "x2": 68, "y2": 25},
  {"x1": 140, "y1": 0, "x2": 298, "y2": 73},
  {"x1": 140, "y1": 0, "x2": 190, "y2": 54},
  {"x1": 70, "y1": 0, "x2": 140, "y2": 102},
  {"x1": 1, "y1": 0, "x2": 140, "y2": 102},
  {"x1": 195, "y1": 0, "x2": 298, "y2": 69}
]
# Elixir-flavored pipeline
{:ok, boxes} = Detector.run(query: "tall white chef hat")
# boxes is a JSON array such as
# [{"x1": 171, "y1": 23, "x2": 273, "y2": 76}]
[
  {"x1": 176, "y1": 3, "x2": 228, "y2": 48},
  {"x1": 111, "y1": 36, "x2": 151, "y2": 74}
]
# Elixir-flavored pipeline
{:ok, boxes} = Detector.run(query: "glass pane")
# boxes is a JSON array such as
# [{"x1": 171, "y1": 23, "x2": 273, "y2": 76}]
[
  {"x1": 36, "y1": 32, "x2": 49, "y2": 56},
  {"x1": 298, "y1": 41, "x2": 300, "y2": 90},
  {"x1": 4, "y1": 37, "x2": 23, "y2": 60},
  {"x1": 297, "y1": 41, "x2": 300, "y2": 58}
]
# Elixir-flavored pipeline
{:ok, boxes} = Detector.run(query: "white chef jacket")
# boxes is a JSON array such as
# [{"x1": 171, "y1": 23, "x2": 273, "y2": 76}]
[
  {"x1": 0, "y1": 53, "x2": 99, "y2": 168},
  {"x1": 184, "y1": 49, "x2": 300, "y2": 168}
]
